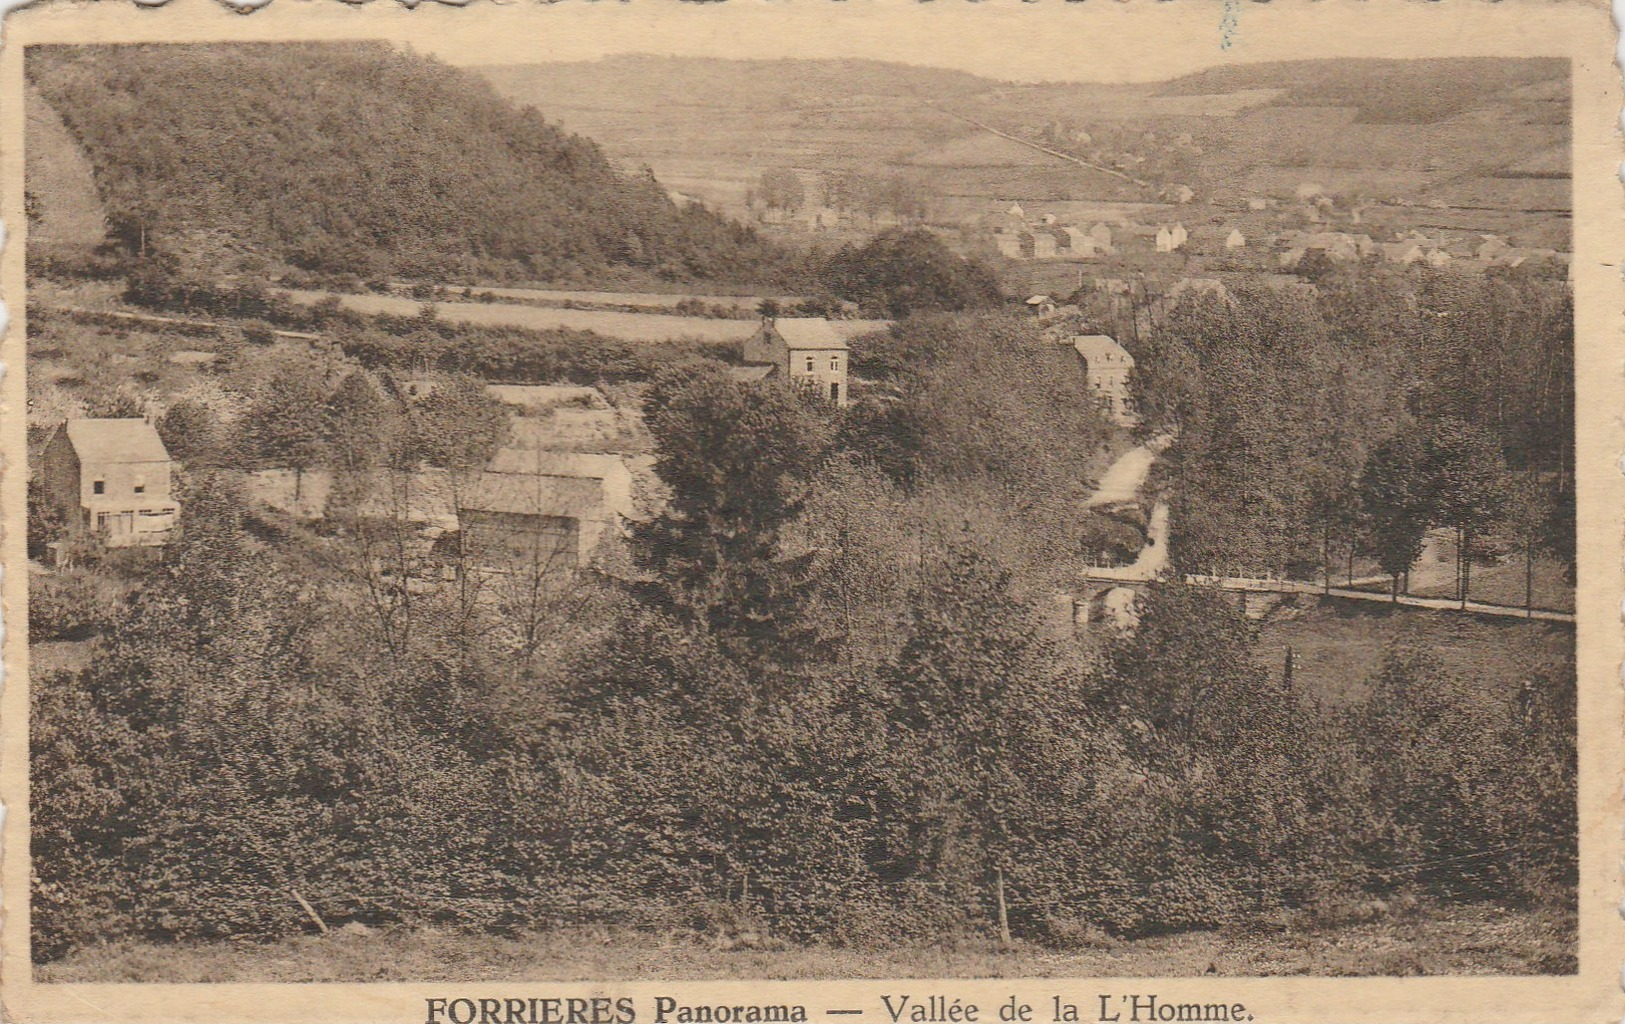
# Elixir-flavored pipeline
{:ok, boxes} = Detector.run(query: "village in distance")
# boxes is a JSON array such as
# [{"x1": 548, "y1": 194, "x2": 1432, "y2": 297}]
[{"x1": 24, "y1": 43, "x2": 1577, "y2": 981}]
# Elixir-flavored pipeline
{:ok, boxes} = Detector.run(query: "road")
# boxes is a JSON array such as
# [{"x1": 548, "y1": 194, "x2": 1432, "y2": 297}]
[
  {"x1": 1181, "y1": 575, "x2": 1575, "y2": 623},
  {"x1": 1085, "y1": 434, "x2": 1174, "y2": 509},
  {"x1": 1085, "y1": 447, "x2": 1156, "y2": 509},
  {"x1": 925, "y1": 104, "x2": 1152, "y2": 189}
]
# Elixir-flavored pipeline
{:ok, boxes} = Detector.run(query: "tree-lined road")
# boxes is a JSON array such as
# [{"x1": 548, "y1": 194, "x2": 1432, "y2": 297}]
[{"x1": 1076, "y1": 436, "x2": 1572, "y2": 624}]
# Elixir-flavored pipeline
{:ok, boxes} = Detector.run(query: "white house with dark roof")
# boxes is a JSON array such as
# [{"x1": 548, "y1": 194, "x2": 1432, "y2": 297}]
[
  {"x1": 41, "y1": 418, "x2": 179, "y2": 547},
  {"x1": 740, "y1": 317, "x2": 850, "y2": 406}
]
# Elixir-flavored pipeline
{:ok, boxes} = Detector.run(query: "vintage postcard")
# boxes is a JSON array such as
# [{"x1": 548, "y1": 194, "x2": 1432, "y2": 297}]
[{"x1": 0, "y1": 1, "x2": 1620, "y2": 1021}]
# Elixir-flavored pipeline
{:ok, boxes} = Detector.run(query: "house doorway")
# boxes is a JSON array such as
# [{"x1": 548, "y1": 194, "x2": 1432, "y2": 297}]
[{"x1": 829, "y1": 382, "x2": 840, "y2": 403}]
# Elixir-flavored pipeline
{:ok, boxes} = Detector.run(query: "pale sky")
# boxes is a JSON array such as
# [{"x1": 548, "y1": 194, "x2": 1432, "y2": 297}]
[
  {"x1": 8, "y1": 0, "x2": 1590, "y2": 86},
  {"x1": 406, "y1": 1, "x2": 1586, "y2": 83}
]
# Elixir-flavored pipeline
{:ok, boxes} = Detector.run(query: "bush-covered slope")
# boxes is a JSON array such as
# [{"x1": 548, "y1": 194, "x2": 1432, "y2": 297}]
[{"x1": 26, "y1": 42, "x2": 800, "y2": 285}]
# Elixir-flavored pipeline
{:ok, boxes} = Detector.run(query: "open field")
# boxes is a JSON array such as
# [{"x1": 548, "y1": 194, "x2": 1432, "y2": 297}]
[
  {"x1": 23, "y1": 81, "x2": 105, "y2": 253},
  {"x1": 36, "y1": 902, "x2": 1572, "y2": 982},
  {"x1": 478, "y1": 57, "x2": 1568, "y2": 245},
  {"x1": 1256, "y1": 601, "x2": 1573, "y2": 709},
  {"x1": 280, "y1": 289, "x2": 888, "y2": 344},
  {"x1": 1404, "y1": 556, "x2": 1574, "y2": 612}
]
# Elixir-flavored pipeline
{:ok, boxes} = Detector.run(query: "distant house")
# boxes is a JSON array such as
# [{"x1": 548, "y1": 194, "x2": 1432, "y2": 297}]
[
  {"x1": 1477, "y1": 236, "x2": 1512, "y2": 262},
  {"x1": 1067, "y1": 335, "x2": 1137, "y2": 427},
  {"x1": 1088, "y1": 223, "x2": 1114, "y2": 253},
  {"x1": 741, "y1": 317, "x2": 851, "y2": 406},
  {"x1": 1026, "y1": 294, "x2": 1058, "y2": 317},
  {"x1": 1225, "y1": 229, "x2": 1247, "y2": 250},
  {"x1": 994, "y1": 232, "x2": 1028, "y2": 260},
  {"x1": 1058, "y1": 226, "x2": 1096, "y2": 256},
  {"x1": 42, "y1": 418, "x2": 180, "y2": 547},
  {"x1": 1155, "y1": 223, "x2": 1188, "y2": 254},
  {"x1": 1031, "y1": 231, "x2": 1059, "y2": 259},
  {"x1": 1383, "y1": 242, "x2": 1426, "y2": 265},
  {"x1": 460, "y1": 449, "x2": 636, "y2": 571}
]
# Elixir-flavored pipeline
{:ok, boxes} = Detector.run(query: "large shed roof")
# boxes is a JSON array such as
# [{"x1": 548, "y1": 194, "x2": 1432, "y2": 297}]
[{"x1": 462, "y1": 472, "x2": 604, "y2": 519}]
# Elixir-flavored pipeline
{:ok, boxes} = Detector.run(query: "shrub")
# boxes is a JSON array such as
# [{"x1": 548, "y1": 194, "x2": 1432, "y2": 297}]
[{"x1": 28, "y1": 571, "x2": 119, "y2": 641}]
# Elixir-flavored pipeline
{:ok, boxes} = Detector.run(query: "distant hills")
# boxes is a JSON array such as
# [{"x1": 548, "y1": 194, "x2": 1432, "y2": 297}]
[
  {"x1": 477, "y1": 55, "x2": 1569, "y2": 241},
  {"x1": 26, "y1": 43, "x2": 800, "y2": 285}
]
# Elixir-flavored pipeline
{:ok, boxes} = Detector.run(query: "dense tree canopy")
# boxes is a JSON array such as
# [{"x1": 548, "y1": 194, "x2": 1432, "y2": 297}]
[
  {"x1": 823, "y1": 229, "x2": 1002, "y2": 318},
  {"x1": 29, "y1": 42, "x2": 803, "y2": 286},
  {"x1": 1133, "y1": 268, "x2": 1571, "y2": 583}
]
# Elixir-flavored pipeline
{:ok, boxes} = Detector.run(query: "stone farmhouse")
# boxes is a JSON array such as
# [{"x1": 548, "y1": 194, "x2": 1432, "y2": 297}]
[
  {"x1": 41, "y1": 418, "x2": 180, "y2": 548},
  {"x1": 459, "y1": 450, "x2": 634, "y2": 574},
  {"x1": 740, "y1": 317, "x2": 850, "y2": 406}
]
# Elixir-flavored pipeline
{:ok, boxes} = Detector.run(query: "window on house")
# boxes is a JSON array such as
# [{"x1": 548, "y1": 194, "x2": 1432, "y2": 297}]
[
  {"x1": 134, "y1": 484, "x2": 145, "y2": 494},
  {"x1": 92, "y1": 480, "x2": 105, "y2": 495},
  {"x1": 830, "y1": 357, "x2": 839, "y2": 371},
  {"x1": 805, "y1": 356, "x2": 814, "y2": 372}
]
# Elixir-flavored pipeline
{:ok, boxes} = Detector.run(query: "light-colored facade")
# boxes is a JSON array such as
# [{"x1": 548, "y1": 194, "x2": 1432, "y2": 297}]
[
  {"x1": 471, "y1": 449, "x2": 636, "y2": 566},
  {"x1": 1068, "y1": 335, "x2": 1138, "y2": 427},
  {"x1": 741, "y1": 317, "x2": 851, "y2": 406},
  {"x1": 42, "y1": 418, "x2": 180, "y2": 547}
]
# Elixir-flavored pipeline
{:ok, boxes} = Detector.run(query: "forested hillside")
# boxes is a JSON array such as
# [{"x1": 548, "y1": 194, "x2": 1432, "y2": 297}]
[{"x1": 26, "y1": 43, "x2": 801, "y2": 286}]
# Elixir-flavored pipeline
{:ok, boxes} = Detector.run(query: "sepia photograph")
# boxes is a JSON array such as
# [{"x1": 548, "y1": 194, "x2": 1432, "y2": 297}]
[{"x1": 2, "y1": 3, "x2": 1617, "y2": 1020}]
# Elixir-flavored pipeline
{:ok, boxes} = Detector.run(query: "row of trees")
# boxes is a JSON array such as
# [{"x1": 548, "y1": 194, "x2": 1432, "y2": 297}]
[
  {"x1": 751, "y1": 167, "x2": 931, "y2": 223},
  {"x1": 1125, "y1": 268, "x2": 1573, "y2": 605},
  {"x1": 153, "y1": 370, "x2": 509, "y2": 503}
]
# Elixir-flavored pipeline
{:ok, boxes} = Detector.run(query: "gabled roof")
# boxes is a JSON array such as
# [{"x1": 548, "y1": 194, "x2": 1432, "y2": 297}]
[
  {"x1": 485, "y1": 448, "x2": 626, "y2": 481},
  {"x1": 728, "y1": 364, "x2": 777, "y2": 383},
  {"x1": 63, "y1": 418, "x2": 170, "y2": 464},
  {"x1": 772, "y1": 317, "x2": 849, "y2": 352},
  {"x1": 462, "y1": 471, "x2": 604, "y2": 519}
]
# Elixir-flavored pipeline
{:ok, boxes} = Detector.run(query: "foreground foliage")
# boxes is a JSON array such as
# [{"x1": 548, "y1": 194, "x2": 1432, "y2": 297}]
[{"x1": 31, "y1": 315, "x2": 1574, "y2": 964}]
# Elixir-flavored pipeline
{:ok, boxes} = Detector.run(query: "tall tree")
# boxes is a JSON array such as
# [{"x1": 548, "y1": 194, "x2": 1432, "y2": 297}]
[
  {"x1": 879, "y1": 545, "x2": 1061, "y2": 906},
  {"x1": 156, "y1": 398, "x2": 223, "y2": 467},
  {"x1": 637, "y1": 365, "x2": 836, "y2": 671},
  {"x1": 757, "y1": 168, "x2": 807, "y2": 213},
  {"x1": 1357, "y1": 426, "x2": 1432, "y2": 600},
  {"x1": 242, "y1": 364, "x2": 330, "y2": 501},
  {"x1": 1425, "y1": 418, "x2": 1508, "y2": 606}
]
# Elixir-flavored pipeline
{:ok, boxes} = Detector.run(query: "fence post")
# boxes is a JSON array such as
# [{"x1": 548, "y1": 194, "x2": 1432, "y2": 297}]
[
  {"x1": 994, "y1": 868, "x2": 1012, "y2": 949},
  {"x1": 291, "y1": 889, "x2": 329, "y2": 935}
]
